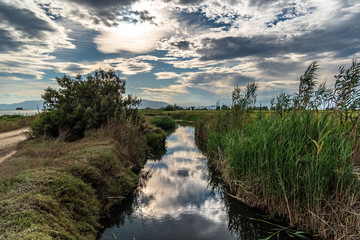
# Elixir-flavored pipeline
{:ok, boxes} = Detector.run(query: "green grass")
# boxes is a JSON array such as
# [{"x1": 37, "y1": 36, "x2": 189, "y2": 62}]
[
  {"x1": 140, "y1": 109, "x2": 220, "y2": 121},
  {"x1": 0, "y1": 115, "x2": 38, "y2": 132},
  {"x1": 0, "y1": 169, "x2": 100, "y2": 240},
  {"x1": 150, "y1": 116, "x2": 177, "y2": 132},
  {"x1": 197, "y1": 110, "x2": 360, "y2": 239}
]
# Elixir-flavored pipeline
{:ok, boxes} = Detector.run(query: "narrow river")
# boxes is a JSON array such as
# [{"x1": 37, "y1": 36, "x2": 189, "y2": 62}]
[{"x1": 98, "y1": 126, "x2": 309, "y2": 240}]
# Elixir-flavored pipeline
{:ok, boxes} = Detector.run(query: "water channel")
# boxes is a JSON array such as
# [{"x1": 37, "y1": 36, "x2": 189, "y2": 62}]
[{"x1": 98, "y1": 126, "x2": 310, "y2": 240}]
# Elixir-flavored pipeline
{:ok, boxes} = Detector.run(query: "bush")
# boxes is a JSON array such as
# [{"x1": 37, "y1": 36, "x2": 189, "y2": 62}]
[
  {"x1": 151, "y1": 116, "x2": 177, "y2": 132},
  {"x1": 32, "y1": 69, "x2": 140, "y2": 140}
]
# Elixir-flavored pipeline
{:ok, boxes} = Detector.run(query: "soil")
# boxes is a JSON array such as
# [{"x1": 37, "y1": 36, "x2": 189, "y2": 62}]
[{"x1": 0, "y1": 128, "x2": 28, "y2": 163}]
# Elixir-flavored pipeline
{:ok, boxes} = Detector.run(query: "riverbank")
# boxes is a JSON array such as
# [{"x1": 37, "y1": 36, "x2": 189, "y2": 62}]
[
  {"x1": 0, "y1": 120, "x2": 168, "y2": 239},
  {"x1": 195, "y1": 111, "x2": 360, "y2": 239}
]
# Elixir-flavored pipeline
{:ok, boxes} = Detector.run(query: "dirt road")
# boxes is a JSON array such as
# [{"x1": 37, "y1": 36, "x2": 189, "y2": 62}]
[{"x1": 0, "y1": 128, "x2": 29, "y2": 163}]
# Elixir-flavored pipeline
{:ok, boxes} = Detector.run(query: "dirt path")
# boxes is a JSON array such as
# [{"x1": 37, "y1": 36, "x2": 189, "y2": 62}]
[{"x1": 0, "y1": 128, "x2": 29, "y2": 163}]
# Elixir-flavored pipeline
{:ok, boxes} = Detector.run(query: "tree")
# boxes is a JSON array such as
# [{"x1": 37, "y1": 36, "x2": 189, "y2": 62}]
[{"x1": 32, "y1": 69, "x2": 141, "y2": 140}]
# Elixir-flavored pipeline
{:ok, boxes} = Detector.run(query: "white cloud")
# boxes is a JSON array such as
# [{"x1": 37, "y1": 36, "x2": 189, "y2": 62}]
[
  {"x1": 94, "y1": 22, "x2": 170, "y2": 54},
  {"x1": 154, "y1": 72, "x2": 181, "y2": 79}
]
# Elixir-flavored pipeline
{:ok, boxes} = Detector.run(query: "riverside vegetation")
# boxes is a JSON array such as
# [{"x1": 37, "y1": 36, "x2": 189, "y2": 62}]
[
  {"x1": 0, "y1": 69, "x2": 176, "y2": 239},
  {"x1": 0, "y1": 115, "x2": 37, "y2": 132},
  {"x1": 195, "y1": 60, "x2": 360, "y2": 239}
]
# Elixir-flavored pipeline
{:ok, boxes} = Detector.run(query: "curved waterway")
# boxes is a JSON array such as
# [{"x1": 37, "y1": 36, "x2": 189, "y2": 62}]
[{"x1": 98, "y1": 126, "x2": 310, "y2": 240}]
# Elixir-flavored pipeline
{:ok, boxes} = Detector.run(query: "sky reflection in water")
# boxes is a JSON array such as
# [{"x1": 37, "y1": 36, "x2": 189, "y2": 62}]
[{"x1": 99, "y1": 126, "x2": 273, "y2": 240}]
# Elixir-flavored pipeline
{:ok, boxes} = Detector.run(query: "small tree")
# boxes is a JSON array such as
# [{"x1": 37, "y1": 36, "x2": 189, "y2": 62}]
[{"x1": 32, "y1": 69, "x2": 141, "y2": 140}]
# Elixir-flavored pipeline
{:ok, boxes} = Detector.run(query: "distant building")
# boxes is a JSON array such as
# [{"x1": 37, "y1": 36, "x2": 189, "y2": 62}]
[{"x1": 190, "y1": 106, "x2": 195, "y2": 111}]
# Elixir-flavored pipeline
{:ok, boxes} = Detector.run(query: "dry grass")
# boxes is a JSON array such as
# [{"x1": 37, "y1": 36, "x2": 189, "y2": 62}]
[{"x1": 0, "y1": 115, "x2": 38, "y2": 133}]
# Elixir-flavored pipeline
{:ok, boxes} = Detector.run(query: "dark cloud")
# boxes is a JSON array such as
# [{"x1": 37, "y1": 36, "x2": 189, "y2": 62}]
[
  {"x1": 66, "y1": 0, "x2": 136, "y2": 8},
  {"x1": 178, "y1": 0, "x2": 205, "y2": 5},
  {"x1": 198, "y1": 36, "x2": 279, "y2": 61},
  {"x1": 125, "y1": 64, "x2": 149, "y2": 72},
  {"x1": 197, "y1": 14, "x2": 360, "y2": 61},
  {"x1": 187, "y1": 72, "x2": 255, "y2": 86},
  {"x1": 248, "y1": 0, "x2": 280, "y2": 7},
  {"x1": 0, "y1": 2, "x2": 55, "y2": 39},
  {"x1": 62, "y1": 64, "x2": 88, "y2": 74},
  {"x1": 171, "y1": 41, "x2": 191, "y2": 50},
  {"x1": 257, "y1": 60, "x2": 304, "y2": 78},
  {"x1": 163, "y1": 0, "x2": 205, "y2": 5},
  {"x1": 0, "y1": 29, "x2": 21, "y2": 52},
  {"x1": 131, "y1": 10, "x2": 156, "y2": 24},
  {"x1": 64, "y1": 0, "x2": 157, "y2": 27}
]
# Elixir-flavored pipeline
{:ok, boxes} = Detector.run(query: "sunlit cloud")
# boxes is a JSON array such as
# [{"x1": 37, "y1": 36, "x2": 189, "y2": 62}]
[
  {"x1": 0, "y1": 0, "x2": 359, "y2": 105},
  {"x1": 154, "y1": 72, "x2": 181, "y2": 80},
  {"x1": 94, "y1": 22, "x2": 170, "y2": 54}
]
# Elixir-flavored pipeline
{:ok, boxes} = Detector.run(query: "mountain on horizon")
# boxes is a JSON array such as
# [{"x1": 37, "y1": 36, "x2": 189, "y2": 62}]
[
  {"x1": 0, "y1": 100, "x2": 44, "y2": 110},
  {"x1": 0, "y1": 99, "x2": 171, "y2": 110},
  {"x1": 139, "y1": 99, "x2": 169, "y2": 109}
]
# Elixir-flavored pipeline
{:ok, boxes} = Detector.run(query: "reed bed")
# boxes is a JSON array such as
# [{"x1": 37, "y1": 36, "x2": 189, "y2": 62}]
[{"x1": 198, "y1": 110, "x2": 360, "y2": 239}]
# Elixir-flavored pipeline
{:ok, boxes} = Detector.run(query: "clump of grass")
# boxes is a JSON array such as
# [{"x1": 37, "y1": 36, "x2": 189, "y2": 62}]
[
  {"x1": 150, "y1": 116, "x2": 177, "y2": 132},
  {"x1": 0, "y1": 114, "x2": 37, "y2": 132},
  {"x1": 0, "y1": 169, "x2": 100, "y2": 239}
]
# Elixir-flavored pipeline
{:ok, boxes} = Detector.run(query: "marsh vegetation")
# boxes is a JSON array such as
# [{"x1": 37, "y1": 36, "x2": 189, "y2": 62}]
[{"x1": 195, "y1": 59, "x2": 360, "y2": 239}]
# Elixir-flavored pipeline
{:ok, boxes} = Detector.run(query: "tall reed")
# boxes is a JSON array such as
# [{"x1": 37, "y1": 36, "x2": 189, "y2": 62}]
[{"x1": 201, "y1": 111, "x2": 359, "y2": 238}]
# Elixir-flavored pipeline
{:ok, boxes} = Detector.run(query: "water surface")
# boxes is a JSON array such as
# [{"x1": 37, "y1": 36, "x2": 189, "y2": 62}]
[{"x1": 99, "y1": 126, "x2": 308, "y2": 240}]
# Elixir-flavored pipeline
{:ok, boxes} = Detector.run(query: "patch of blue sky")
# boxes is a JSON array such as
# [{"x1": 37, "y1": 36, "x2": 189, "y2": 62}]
[
  {"x1": 266, "y1": 5, "x2": 311, "y2": 28},
  {"x1": 38, "y1": 3, "x2": 62, "y2": 21},
  {"x1": 177, "y1": 9, "x2": 232, "y2": 30}
]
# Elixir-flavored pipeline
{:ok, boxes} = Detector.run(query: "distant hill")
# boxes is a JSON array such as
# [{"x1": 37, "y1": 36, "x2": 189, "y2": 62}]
[
  {"x1": 139, "y1": 99, "x2": 170, "y2": 109},
  {"x1": 0, "y1": 99, "x2": 170, "y2": 110},
  {"x1": 0, "y1": 100, "x2": 44, "y2": 110}
]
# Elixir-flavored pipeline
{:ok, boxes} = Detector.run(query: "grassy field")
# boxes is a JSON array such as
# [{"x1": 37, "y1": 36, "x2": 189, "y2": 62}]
[
  {"x1": 140, "y1": 109, "x2": 220, "y2": 121},
  {"x1": 0, "y1": 115, "x2": 38, "y2": 132}
]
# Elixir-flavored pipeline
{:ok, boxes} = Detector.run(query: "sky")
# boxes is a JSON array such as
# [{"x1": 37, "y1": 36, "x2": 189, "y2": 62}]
[{"x1": 0, "y1": 0, "x2": 359, "y2": 106}]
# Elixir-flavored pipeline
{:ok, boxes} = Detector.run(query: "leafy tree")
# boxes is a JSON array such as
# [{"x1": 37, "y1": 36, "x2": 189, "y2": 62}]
[
  {"x1": 32, "y1": 69, "x2": 141, "y2": 140},
  {"x1": 163, "y1": 104, "x2": 182, "y2": 111},
  {"x1": 221, "y1": 104, "x2": 230, "y2": 110}
]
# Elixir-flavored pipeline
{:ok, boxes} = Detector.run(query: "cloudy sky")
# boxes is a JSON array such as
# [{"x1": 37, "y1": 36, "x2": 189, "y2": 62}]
[{"x1": 0, "y1": 0, "x2": 359, "y2": 106}]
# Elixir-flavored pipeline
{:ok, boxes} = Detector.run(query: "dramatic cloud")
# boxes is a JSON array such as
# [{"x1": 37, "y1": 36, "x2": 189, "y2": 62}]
[{"x1": 0, "y1": 0, "x2": 359, "y2": 105}]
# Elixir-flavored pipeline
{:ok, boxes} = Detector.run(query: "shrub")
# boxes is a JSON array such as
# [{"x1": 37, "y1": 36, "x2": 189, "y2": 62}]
[
  {"x1": 32, "y1": 69, "x2": 140, "y2": 140},
  {"x1": 151, "y1": 116, "x2": 177, "y2": 132}
]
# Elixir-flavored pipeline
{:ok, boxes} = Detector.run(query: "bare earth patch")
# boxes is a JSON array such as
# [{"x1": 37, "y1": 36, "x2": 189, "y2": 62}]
[{"x1": 0, "y1": 128, "x2": 28, "y2": 163}]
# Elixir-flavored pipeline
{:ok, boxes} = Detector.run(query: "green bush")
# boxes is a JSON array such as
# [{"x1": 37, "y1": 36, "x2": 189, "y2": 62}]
[
  {"x1": 151, "y1": 116, "x2": 177, "y2": 132},
  {"x1": 32, "y1": 69, "x2": 140, "y2": 140},
  {"x1": 145, "y1": 129, "x2": 167, "y2": 157}
]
